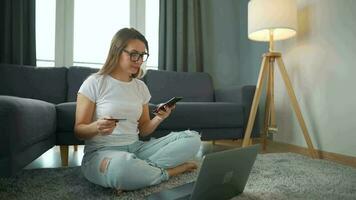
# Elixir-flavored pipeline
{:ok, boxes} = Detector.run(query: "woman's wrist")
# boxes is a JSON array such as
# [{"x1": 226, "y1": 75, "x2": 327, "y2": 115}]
[
  {"x1": 94, "y1": 120, "x2": 103, "y2": 136},
  {"x1": 154, "y1": 116, "x2": 164, "y2": 123}
]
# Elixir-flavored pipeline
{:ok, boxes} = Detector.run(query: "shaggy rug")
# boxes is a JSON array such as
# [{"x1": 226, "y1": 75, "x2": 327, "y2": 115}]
[{"x1": 1, "y1": 153, "x2": 355, "y2": 200}]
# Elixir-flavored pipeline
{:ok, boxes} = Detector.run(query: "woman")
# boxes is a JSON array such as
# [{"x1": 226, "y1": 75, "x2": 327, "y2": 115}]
[{"x1": 74, "y1": 28, "x2": 201, "y2": 191}]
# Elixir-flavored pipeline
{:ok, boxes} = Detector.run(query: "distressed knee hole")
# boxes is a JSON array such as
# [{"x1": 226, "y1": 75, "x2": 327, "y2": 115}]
[{"x1": 99, "y1": 157, "x2": 112, "y2": 173}]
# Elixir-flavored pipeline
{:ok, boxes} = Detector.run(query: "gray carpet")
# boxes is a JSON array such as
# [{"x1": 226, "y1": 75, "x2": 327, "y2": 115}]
[{"x1": 1, "y1": 153, "x2": 355, "y2": 200}]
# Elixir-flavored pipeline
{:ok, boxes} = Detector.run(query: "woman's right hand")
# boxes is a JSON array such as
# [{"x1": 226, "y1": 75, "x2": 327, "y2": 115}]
[{"x1": 96, "y1": 117, "x2": 117, "y2": 136}]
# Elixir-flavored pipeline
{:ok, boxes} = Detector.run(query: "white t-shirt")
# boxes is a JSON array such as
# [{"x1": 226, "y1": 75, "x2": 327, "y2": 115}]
[{"x1": 78, "y1": 74, "x2": 151, "y2": 152}]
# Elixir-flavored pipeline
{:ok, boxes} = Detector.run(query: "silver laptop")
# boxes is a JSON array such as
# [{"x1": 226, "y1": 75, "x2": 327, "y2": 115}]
[{"x1": 147, "y1": 144, "x2": 260, "y2": 200}]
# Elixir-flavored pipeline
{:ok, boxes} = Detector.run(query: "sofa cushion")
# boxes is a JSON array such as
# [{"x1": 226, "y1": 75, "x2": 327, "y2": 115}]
[
  {"x1": 149, "y1": 102, "x2": 244, "y2": 129},
  {"x1": 56, "y1": 102, "x2": 76, "y2": 132},
  {"x1": 56, "y1": 101, "x2": 244, "y2": 137},
  {"x1": 0, "y1": 64, "x2": 67, "y2": 104},
  {"x1": 147, "y1": 128, "x2": 244, "y2": 141},
  {"x1": 66, "y1": 66, "x2": 99, "y2": 102},
  {"x1": 55, "y1": 102, "x2": 84, "y2": 145},
  {"x1": 144, "y1": 70, "x2": 214, "y2": 104}
]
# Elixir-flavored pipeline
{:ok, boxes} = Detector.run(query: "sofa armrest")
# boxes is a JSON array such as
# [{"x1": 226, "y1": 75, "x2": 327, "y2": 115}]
[
  {"x1": 215, "y1": 85, "x2": 255, "y2": 105},
  {"x1": 214, "y1": 85, "x2": 256, "y2": 120},
  {"x1": 214, "y1": 85, "x2": 260, "y2": 137},
  {"x1": 0, "y1": 95, "x2": 56, "y2": 157}
]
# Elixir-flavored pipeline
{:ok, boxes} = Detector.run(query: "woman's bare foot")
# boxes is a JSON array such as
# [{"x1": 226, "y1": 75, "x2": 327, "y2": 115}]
[
  {"x1": 183, "y1": 161, "x2": 198, "y2": 172},
  {"x1": 167, "y1": 161, "x2": 198, "y2": 177}
]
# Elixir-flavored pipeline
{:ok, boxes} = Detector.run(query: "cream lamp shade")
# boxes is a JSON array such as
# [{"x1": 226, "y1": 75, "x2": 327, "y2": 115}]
[{"x1": 248, "y1": 0, "x2": 297, "y2": 42}]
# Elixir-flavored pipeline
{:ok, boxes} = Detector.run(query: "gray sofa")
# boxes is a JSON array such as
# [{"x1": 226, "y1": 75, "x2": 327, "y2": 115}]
[
  {"x1": 0, "y1": 64, "x2": 259, "y2": 177},
  {"x1": 142, "y1": 70, "x2": 259, "y2": 140}
]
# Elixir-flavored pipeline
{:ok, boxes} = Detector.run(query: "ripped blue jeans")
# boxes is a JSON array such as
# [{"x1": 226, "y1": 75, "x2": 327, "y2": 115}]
[{"x1": 81, "y1": 130, "x2": 201, "y2": 190}]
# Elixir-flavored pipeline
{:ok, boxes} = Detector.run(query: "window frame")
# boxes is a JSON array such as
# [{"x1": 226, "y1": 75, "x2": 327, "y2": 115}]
[{"x1": 37, "y1": 0, "x2": 157, "y2": 69}]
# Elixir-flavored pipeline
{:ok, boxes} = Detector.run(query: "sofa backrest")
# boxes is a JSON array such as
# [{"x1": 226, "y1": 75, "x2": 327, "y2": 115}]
[
  {"x1": 0, "y1": 64, "x2": 215, "y2": 104},
  {"x1": 143, "y1": 69, "x2": 214, "y2": 104},
  {"x1": 0, "y1": 64, "x2": 67, "y2": 104},
  {"x1": 66, "y1": 66, "x2": 99, "y2": 102}
]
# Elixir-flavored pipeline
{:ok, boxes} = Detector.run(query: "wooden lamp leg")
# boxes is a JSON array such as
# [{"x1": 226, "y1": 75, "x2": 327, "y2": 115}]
[
  {"x1": 269, "y1": 59, "x2": 277, "y2": 132},
  {"x1": 242, "y1": 56, "x2": 269, "y2": 147},
  {"x1": 262, "y1": 59, "x2": 272, "y2": 151},
  {"x1": 276, "y1": 57, "x2": 318, "y2": 158}
]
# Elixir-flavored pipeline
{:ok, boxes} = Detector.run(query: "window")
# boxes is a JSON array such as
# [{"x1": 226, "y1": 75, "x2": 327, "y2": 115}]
[
  {"x1": 36, "y1": 0, "x2": 56, "y2": 67},
  {"x1": 73, "y1": 0, "x2": 130, "y2": 68},
  {"x1": 145, "y1": 0, "x2": 159, "y2": 68},
  {"x1": 36, "y1": 0, "x2": 159, "y2": 69}
]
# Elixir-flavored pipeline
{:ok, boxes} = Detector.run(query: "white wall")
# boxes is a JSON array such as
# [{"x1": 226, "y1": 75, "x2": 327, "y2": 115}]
[{"x1": 274, "y1": 0, "x2": 356, "y2": 157}]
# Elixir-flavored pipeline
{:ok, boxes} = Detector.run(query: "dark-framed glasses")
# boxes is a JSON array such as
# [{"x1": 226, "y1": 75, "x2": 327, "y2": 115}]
[{"x1": 123, "y1": 49, "x2": 149, "y2": 62}]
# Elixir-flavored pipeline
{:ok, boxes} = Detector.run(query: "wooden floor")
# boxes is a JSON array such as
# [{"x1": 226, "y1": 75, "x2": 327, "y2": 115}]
[{"x1": 24, "y1": 139, "x2": 356, "y2": 169}]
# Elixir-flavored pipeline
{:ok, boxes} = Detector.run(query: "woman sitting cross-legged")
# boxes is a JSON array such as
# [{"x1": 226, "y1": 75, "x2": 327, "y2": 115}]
[{"x1": 74, "y1": 27, "x2": 201, "y2": 191}]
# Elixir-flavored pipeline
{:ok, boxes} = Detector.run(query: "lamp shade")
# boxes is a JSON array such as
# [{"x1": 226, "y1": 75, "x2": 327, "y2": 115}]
[{"x1": 248, "y1": 0, "x2": 297, "y2": 42}]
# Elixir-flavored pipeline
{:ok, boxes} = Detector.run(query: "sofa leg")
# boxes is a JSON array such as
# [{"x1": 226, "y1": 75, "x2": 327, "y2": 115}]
[
  {"x1": 60, "y1": 145, "x2": 69, "y2": 167},
  {"x1": 74, "y1": 145, "x2": 78, "y2": 151}
]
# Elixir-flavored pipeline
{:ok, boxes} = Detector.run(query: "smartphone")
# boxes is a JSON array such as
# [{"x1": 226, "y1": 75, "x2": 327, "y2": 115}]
[
  {"x1": 153, "y1": 97, "x2": 183, "y2": 113},
  {"x1": 104, "y1": 118, "x2": 127, "y2": 122}
]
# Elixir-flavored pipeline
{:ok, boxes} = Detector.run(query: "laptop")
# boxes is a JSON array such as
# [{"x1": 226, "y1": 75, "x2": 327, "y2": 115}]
[{"x1": 147, "y1": 144, "x2": 260, "y2": 200}]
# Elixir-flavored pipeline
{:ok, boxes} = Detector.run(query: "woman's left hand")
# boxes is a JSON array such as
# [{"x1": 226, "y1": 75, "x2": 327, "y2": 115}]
[{"x1": 154, "y1": 104, "x2": 175, "y2": 120}]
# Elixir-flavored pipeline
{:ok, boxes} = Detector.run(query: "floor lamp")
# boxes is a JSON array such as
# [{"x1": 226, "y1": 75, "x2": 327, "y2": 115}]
[{"x1": 242, "y1": 0, "x2": 318, "y2": 159}]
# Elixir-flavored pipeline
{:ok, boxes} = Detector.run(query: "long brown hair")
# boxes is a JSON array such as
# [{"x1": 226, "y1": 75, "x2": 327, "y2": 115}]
[{"x1": 98, "y1": 28, "x2": 149, "y2": 78}]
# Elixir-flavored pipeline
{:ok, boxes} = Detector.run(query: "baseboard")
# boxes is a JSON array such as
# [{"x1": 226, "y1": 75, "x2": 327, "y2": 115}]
[
  {"x1": 272, "y1": 141, "x2": 356, "y2": 168},
  {"x1": 211, "y1": 139, "x2": 356, "y2": 168}
]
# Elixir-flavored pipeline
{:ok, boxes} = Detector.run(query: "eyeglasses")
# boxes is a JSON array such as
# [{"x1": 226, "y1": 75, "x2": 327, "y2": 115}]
[{"x1": 123, "y1": 49, "x2": 149, "y2": 62}]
